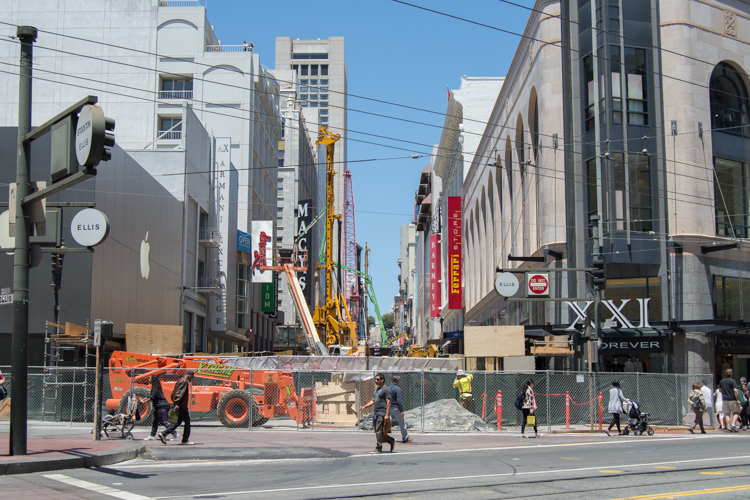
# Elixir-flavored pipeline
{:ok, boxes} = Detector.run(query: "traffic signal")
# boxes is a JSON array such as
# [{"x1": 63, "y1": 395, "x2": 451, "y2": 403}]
[
  {"x1": 75, "y1": 104, "x2": 115, "y2": 168},
  {"x1": 592, "y1": 255, "x2": 606, "y2": 290}
]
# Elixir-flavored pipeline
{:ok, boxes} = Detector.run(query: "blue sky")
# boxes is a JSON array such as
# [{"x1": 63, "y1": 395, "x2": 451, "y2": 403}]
[{"x1": 209, "y1": 0, "x2": 534, "y2": 317}]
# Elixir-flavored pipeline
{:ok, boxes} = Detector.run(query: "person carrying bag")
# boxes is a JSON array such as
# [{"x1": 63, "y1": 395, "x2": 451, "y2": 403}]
[{"x1": 520, "y1": 380, "x2": 538, "y2": 438}]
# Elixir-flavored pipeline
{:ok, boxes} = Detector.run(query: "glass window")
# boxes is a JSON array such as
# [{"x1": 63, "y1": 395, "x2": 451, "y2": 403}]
[
  {"x1": 710, "y1": 62, "x2": 750, "y2": 137},
  {"x1": 160, "y1": 78, "x2": 193, "y2": 99},
  {"x1": 320, "y1": 94, "x2": 328, "y2": 100},
  {"x1": 319, "y1": 101, "x2": 328, "y2": 108},
  {"x1": 610, "y1": 45, "x2": 623, "y2": 123},
  {"x1": 624, "y1": 48, "x2": 648, "y2": 125},
  {"x1": 309, "y1": 87, "x2": 318, "y2": 94},
  {"x1": 584, "y1": 54, "x2": 595, "y2": 131},
  {"x1": 321, "y1": 117, "x2": 328, "y2": 123},
  {"x1": 310, "y1": 79, "x2": 318, "y2": 85},
  {"x1": 629, "y1": 154, "x2": 652, "y2": 232},
  {"x1": 300, "y1": 65, "x2": 308, "y2": 76},
  {"x1": 301, "y1": 79, "x2": 308, "y2": 85},
  {"x1": 587, "y1": 158, "x2": 598, "y2": 215},
  {"x1": 300, "y1": 102, "x2": 308, "y2": 107},
  {"x1": 714, "y1": 276, "x2": 750, "y2": 321},
  {"x1": 309, "y1": 95, "x2": 318, "y2": 101},
  {"x1": 292, "y1": 65, "x2": 298, "y2": 73},
  {"x1": 605, "y1": 277, "x2": 662, "y2": 322},
  {"x1": 300, "y1": 94, "x2": 308, "y2": 100},
  {"x1": 320, "y1": 109, "x2": 329, "y2": 115},
  {"x1": 300, "y1": 86, "x2": 309, "y2": 92},
  {"x1": 159, "y1": 118, "x2": 182, "y2": 139},
  {"x1": 320, "y1": 86, "x2": 328, "y2": 92},
  {"x1": 320, "y1": 79, "x2": 329, "y2": 85},
  {"x1": 311, "y1": 65, "x2": 318, "y2": 76},
  {"x1": 321, "y1": 64, "x2": 329, "y2": 76},
  {"x1": 715, "y1": 157, "x2": 748, "y2": 238}
]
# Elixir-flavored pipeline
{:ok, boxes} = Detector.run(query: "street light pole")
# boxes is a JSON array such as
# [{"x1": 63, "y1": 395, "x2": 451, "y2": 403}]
[{"x1": 10, "y1": 25, "x2": 37, "y2": 457}]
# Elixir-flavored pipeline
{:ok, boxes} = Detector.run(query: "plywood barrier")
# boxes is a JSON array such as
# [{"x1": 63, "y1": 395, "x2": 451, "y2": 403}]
[{"x1": 125, "y1": 323, "x2": 182, "y2": 355}]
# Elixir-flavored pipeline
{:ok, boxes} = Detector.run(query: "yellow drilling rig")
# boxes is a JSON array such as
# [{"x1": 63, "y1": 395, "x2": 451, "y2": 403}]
[{"x1": 313, "y1": 127, "x2": 358, "y2": 350}]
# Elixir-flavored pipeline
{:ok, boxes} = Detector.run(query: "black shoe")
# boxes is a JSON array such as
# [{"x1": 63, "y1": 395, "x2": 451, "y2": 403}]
[
  {"x1": 389, "y1": 440, "x2": 395, "y2": 453},
  {"x1": 701, "y1": 431, "x2": 707, "y2": 434},
  {"x1": 688, "y1": 428, "x2": 694, "y2": 434},
  {"x1": 371, "y1": 449, "x2": 383, "y2": 454},
  {"x1": 157, "y1": 433, "x2": 166, "y2": 445}
]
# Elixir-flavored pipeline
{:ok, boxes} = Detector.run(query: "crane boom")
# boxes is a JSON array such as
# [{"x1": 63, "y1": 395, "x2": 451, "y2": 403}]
[{"x1": 335, "y1": 263, "x2": 387, "y2": 344}]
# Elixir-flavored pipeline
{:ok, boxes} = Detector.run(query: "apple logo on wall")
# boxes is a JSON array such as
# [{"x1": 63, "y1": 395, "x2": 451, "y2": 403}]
[{"x1": 140, "y1": 231, "x2": 150, "y2": 279}]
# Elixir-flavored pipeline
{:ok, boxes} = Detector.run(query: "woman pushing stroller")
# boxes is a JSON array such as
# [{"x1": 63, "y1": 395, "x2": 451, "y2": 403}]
[{"x1": 605, "y1": 381, "x2": 628, "y2": 436}]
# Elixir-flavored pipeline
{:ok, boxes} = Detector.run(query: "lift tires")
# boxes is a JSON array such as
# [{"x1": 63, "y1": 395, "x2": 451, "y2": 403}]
[
  {"x1": 118, "y1": 387, "x2": 153, "y2": 426},
  {"x1": 218, "y1": 389, "x2": 257, "y2": 428}
]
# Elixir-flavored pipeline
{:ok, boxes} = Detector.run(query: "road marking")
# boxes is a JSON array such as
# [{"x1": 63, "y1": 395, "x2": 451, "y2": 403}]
[
  {"x1": 119, "y1": 435, "x2": 736, "y2": 470},
  {"x1": 43, "y1": 474, "x2": 154, "y2": 500},
  {"x1": 698, "y1": 471, "x2": 725, "y2": 475},
  {"x1": 608, "y1": 484, "x2": 750, "y2": 499},
  {"x1": 599, "y1": 470, "x2": 623, "y2": 473},
  {"x1": 153, "y1": 454, "x2": 750, "y2": 499},
  {"x1": 653, "y1": 466, "x2": 676, "y2": 469}
]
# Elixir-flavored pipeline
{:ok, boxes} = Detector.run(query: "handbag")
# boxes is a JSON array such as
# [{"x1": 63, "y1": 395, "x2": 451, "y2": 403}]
[
  {"x1": 526, "y1": 415, "x2": 536, "y2": 426},
  {"x1": 383, "y1": 418, "x2": 392, "y2": 435},
  {"x1": 167, "y1": 406, "x2": 179, "y2": 424}
]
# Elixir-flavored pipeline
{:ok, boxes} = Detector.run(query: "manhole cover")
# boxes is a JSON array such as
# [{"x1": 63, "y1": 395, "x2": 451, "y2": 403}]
[{"x1": 378, "y1": 462, "x2": 418, "y2": 466}]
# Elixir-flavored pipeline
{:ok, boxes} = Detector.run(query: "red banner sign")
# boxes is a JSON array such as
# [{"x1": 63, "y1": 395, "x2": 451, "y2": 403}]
[
  {"x1": 430, "y1": 234, "x2": 441, "y2": 317},
  {"x1": 447, "y1": 197, "x2": 462, "y2": 309}
]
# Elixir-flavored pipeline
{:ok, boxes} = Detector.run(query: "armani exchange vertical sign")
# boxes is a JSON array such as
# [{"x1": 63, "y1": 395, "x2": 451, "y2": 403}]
[{"x1": 211, "y1": 138, "x2": 231, "y2": 331}]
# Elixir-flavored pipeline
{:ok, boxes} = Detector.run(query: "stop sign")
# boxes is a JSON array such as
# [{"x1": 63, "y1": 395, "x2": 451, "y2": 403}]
[{"x1": 527, "y1": 273, "x2": 549, "y2": 296}]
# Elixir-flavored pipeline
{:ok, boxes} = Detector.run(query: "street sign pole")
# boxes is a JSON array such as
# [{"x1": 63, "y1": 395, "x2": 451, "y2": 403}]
[
  {"x1": 93, "y1": 319, "x2": 102, "y2": 441},
  {"x1": 10, "y1": 26, "x2": 37, "y2": 457}
]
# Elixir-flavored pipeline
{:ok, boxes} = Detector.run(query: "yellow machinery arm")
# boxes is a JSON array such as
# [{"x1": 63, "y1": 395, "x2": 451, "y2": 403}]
[{"x1": 313, "y1": 127, "x2": 357, "y2": 349}]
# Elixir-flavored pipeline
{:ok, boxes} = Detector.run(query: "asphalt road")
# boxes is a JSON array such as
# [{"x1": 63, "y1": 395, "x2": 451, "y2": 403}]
[{"x1": 4, "y1": 433, "x2": 750, "y2": 499}]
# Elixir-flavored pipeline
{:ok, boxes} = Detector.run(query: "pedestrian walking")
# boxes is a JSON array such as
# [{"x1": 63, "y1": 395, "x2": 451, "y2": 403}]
[
  {"x1": 453, "y1": 370, "x2": 474, "y2": 412},
  {"x1": 700, "y1": 381, "x2": 714, "y2": 427},
  {"x1": 139, "y1": 375, "x2": 177, "y2": 441},
  {"x1": 688, "y1": 382, "x2": 707, "y2": 434},
  {"x1": 739, "y1": 380, "x2": 749, "y2": 430},
  {"x1": 719, "y1": 369, "x2": 742, "y2": 432},
  {"x1": 714, "y1": 385, "x2": 724, "y2": 430},
  {"x1": 605, "y1": 381, "x2": 627, "y2": 436},
  {"x1": 159, "y1": 370, "x2": 195, "y2": 445},
  {"x1": 520, "y1": 380, "x2": 538, "y2": 438},
  {"x1": 360, "y1": 373, "x2": 395, "y2": 453},
  {"x1": 389, "y1": 375, "x2": 412, "y2": 443}
]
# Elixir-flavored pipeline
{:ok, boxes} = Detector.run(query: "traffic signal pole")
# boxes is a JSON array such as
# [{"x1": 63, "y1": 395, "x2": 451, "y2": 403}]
[{"x1": 10, "y1": 25, "x2": 37, "y2": 457}]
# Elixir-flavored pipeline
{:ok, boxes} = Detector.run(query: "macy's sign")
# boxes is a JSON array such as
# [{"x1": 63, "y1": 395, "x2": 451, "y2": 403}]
[{"x1": 564, "y1": 298, "x2": 652, "y2": 330}]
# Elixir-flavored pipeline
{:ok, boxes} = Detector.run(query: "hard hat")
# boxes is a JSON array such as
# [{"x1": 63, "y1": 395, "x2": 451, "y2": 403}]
[{"x1": 457, "y1": 370, "x2": 465, "y2": 376}]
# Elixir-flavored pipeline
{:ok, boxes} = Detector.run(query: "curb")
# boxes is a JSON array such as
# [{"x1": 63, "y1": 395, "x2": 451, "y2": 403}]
[
  {"x1": 0, "y1": 444, "x2": 146, "y2": 476},
  {"x1": 552, "y1": 426, "x2": 718, "y2": 434}
]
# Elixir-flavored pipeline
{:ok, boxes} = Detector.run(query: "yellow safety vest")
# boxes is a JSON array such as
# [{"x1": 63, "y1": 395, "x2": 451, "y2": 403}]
[{"x1": 454, "y1": 374, "x2": 473, "y2": 399}]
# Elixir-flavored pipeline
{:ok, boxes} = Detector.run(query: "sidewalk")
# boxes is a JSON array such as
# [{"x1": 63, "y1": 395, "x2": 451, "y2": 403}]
[
  {"x1": 0, "y1": 420, "x2": 735, "y2": 476},
  {"x1": 0, "y1": 424, "x2": 145, "y2": 476}
]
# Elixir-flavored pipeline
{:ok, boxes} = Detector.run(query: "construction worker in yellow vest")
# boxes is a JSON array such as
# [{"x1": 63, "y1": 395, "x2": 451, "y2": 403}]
[{"x1": 453, "y1": 370, "x2": 474, "y2": 412}]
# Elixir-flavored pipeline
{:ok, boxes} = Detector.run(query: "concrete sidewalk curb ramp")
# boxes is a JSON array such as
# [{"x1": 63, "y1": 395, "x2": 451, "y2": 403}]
[{"x1": 0, "y1": 444, "x2": 146, "y2": 476}]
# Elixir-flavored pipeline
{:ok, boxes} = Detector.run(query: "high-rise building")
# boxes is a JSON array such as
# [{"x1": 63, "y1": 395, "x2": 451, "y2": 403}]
[{"x1": 275, "y1": 37, "x2": 347, "y2": 257}]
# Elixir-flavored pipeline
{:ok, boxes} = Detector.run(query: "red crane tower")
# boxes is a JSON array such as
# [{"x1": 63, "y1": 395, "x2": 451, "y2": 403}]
[{"x1": 342, "y1": 169, "x2": 360, "y2": 338}]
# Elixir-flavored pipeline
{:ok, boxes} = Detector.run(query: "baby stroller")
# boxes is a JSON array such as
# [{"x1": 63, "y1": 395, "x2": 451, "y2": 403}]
[
  {"x1": 621, "y1": 400, "x2": 654, "y2": 436},
  {"x1": 101, "y1": 395, "x2": 139, "y2": 440}
]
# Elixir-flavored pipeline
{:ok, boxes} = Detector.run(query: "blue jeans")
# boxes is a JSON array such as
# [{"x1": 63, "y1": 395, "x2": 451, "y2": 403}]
[{"x1": 390, "y1": 408, "x2": 408, "y2": 442}]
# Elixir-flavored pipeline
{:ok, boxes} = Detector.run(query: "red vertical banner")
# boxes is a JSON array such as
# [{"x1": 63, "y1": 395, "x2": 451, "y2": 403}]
[
  {"x1": 430, "y1": 234, "x2": 441, "y2": 317},
  {"x1": 447, "y1": 196, "x2": 462, "y2": 309}
]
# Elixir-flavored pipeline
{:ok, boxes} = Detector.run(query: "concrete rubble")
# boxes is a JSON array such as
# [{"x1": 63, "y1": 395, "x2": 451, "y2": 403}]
[{"x1": 356, "y1": 398, "x2": 491, "y2": 432}]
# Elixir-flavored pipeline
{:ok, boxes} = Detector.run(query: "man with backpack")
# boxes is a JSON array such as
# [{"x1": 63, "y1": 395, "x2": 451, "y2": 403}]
[{"x1": 688, "y1": 382, "x2": 707, "y2": 434}]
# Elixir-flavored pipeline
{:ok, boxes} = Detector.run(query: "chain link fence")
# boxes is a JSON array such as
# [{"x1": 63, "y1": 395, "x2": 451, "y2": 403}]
[{"x1": 0, "y1": 366, "x2": 714, "y2": 434}]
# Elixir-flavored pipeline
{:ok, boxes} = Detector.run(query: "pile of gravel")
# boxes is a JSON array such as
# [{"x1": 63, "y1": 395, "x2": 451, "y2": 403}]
[{"x1": 356, "y1": 398, "x2": 490, "y2": 432}]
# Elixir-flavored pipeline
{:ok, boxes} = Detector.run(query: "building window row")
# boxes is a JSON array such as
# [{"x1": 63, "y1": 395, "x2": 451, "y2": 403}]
[
  {"x1": 160, "y1": 77, "x2": 193, "y2": 99},
  {"x1": 158, "y1": 117, "x2": 182, "y2": 139},
  {"x1": 293, "y1": 64, "x2": 329, "y2": 76},
  {"x1": 237, "y1": 264, "x2": 252, "y2": 330}
]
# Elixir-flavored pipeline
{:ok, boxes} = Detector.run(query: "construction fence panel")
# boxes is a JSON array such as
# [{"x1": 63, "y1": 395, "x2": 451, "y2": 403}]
[{"x1": 0, "y1": 367, "x2": 715, "y2": 433}]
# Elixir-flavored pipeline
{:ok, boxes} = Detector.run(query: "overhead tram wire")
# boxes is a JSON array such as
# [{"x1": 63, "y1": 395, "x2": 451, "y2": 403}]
[
  {"x1": 0, "y1": 44, "x2": 740, "y2": 192},
  {"x1": 1, "y1": 19, "x2": 741, "y2": 149},
  {"x1": 0, "y1": 64, "x2": 736, "y2": 212},
  {"x1": 495, "y1": 0, "x2": 750, "y2": 81},
  {"x1": 389, "y1": 1, "x2": 749, "y2": 111}
]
